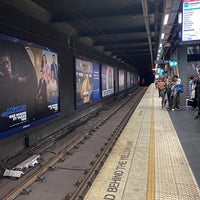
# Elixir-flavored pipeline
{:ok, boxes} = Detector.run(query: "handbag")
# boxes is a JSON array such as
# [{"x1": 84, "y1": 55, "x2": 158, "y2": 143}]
[
  {"x1": 176, "y1": 84, "x2": 184, "y2": 93},
  {"x1": 187, "y1": 99, "x2": 196, "y2": 108}
]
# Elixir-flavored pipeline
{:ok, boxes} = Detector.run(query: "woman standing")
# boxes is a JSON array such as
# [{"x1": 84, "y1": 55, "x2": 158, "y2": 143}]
[{"x1": 158, "y1": 78, "x2": 167, "y2": 108}]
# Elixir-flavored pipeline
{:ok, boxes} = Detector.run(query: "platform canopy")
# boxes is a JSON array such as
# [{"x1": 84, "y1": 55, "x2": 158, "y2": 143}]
[{"x1": 0, "y1": 0, "x2": 181, "y2": 73}]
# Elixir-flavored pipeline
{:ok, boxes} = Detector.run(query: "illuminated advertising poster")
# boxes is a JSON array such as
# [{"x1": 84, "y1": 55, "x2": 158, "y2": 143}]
[
  {"x1": 0, "y1": 33, "x2": 59, "y2": 139},
  {"x1": 118, "y1": 68, "x2": 125, "y2": 92},
  {"x1": 182, "y1": 0, "x2": 200, "y2": 42},
  {"x1": 127, "y1": 71, "x2": 131, "y2": 89},
  {"x1": 131, "y1": 73, "x2": 134, "y2": 87},
  {"x1": 93, "y1": 63, "x2": 101, "y2": 101},
  {"x1": 101, "y1": 64, "x2": 114, "y2": 97},
  {"x1": 76, "y1": 57, "x2": 100, "y2": 108}
]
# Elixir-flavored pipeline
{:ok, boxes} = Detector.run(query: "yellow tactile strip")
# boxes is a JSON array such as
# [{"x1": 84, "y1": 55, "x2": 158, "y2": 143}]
[
  {"x1": 146, "y1": 88, "x2": 155, "y2": 200},
  {"x1": 84, "y1": 85, "x2": 200, "y2": 200},
  {"x1": 84, "y1": 87, "x2": 152, "y2": 200}
]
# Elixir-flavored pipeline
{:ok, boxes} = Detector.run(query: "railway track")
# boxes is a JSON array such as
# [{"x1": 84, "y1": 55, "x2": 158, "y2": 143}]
[{"x1": 1, "y1": 87, "x2": 147, "y2": 200}]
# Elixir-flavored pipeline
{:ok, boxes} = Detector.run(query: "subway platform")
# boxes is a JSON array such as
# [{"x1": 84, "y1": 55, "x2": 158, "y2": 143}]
[{"x1": 84, "y1": 84, "x2": 200, "y2": 200}]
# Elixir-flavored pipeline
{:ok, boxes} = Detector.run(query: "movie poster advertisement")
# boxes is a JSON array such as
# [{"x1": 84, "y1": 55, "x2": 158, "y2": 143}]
[
  {"x1": 118, "y1": 68, "x2": 125, "y2": 92},
  {"x1": 131, "y1": 73, "x2": 134, "y2": 87},
  {"x1": 76, "y1": 57, "x2": 100, "y2": 108},
  {"x1": 127, "y1": 71, "x2": 131, "y2": 89},
  {"x1": 0, "y1": 33, "x2": 59, "y2": 139},
  {"x1": 101, "y1": 64, "x2": 114, "y2": 97}
]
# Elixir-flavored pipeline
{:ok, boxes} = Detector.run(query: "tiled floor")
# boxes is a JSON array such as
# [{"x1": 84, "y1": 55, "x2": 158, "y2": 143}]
[{"x1": 84, "y1": 84, "x2": 200, "y2": 200}]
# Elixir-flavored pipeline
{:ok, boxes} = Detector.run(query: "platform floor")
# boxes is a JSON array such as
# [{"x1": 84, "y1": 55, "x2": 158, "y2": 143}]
[{"x1": 84, "y1": 84, "x2": 200, "y2": 200}]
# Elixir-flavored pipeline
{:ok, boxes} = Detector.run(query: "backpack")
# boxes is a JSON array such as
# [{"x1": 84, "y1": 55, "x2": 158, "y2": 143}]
[{"x1": 176, "y1": 84, "x2": 184, "y2": 93}]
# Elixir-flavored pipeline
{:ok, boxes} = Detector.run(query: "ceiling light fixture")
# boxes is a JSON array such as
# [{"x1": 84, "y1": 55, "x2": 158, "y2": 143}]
[
  {"x1": 161, "y1": 33, "x2": 165, "y2": 40},
  {"x1": 163, "y1": 14, "x2": 169, "y2": 25},
  {"x1": 178, "y1": 12, "x2": 182, "y2": 24}
]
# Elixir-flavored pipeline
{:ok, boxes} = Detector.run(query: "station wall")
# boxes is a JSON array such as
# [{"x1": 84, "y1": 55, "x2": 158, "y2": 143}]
[{"x1": 0, "y1": 6, "x2": 138, "y2": 159}]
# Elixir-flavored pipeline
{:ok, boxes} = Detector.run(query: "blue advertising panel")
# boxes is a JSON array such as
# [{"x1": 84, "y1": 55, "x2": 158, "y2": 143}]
[
  {"x1": 0, "y1": 33, "x2": 60, "y2": 139},
  {"x1": 101, "y1": 64, "x2": 114, "y2": 97},
  {"x1": 93, "y1": 63, "x2": 101, "y2": 101},
  {"x1": 76, "y1": 57, "x2": 100, "y2": 108},
  {"x1": 118, "y1": 68, "x2": 125, "y2": 92}
]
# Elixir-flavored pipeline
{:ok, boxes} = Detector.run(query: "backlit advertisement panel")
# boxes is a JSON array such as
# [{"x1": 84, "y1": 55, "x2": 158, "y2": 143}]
[
  {"x1": 0, "y1": 33, "x2": 59, "y2": 139},
  {"x1": 76, "y1": 57, "x2": 100, "y2": 108},
  {"x1": 127, "y1": 71, "x2": 131, "y2": 89},
  {"x1": 182, "y1": 0, "x2": 200, "y2": 42},
  {"x1": 101, "y1": 65, "x2": 114, "y2": 97},
  {"x1": 119, "y1": 68, "x2": 125, "y2": 92},
  {"x1": 131, "y1": 73, "x2": 134, "y2": 87}
]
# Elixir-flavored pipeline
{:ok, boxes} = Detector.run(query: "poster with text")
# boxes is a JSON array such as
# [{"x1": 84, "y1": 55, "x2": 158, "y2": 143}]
[
  {"x1": 119, "y1": 68, "x2": 125, "y2": 92},
  {"x1": 131, "y1": 73, "x2": 134, "y2": 87},
  {"x1": 76, "y1": 57, "x2": 100, "y2": 108},
  {"x1": 0, "y1": 33, "x2": 59, "y2": 139},
  {"x1": 101, "y1": 64, "x2": 114, "y2": 97},
  {"x1": 127, "y1": 71, "x2": 131, "y2": 89}
]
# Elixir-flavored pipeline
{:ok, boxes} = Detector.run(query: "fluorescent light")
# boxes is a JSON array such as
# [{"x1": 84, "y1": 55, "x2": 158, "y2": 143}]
[
  {"x1": 159, "y1": 43, "x2": 162, "y2": 48},
  {"x1": 161, "y1": 33, "x2": 165, "y2": 39},
  {"x1": 178, "y1": 12, "x2": 182, "y2": 24},
  {"x1": 163, "y1": 14, "x2": 169, "y2": 25}
]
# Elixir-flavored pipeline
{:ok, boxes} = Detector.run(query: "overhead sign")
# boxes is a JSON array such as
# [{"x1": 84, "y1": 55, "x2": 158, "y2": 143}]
[
  {"x1": 182, "y1": 0, "x2": 200, "y2": 42},
  {"x1": 169, "y1": 60, "x2": 178, "y2": 67},
  {"x1": 154, "y1": 60, "x2": 168, "y2": 64},
  {"x1": 157, "y1": 68, "x2": 165, "y2": 74}
]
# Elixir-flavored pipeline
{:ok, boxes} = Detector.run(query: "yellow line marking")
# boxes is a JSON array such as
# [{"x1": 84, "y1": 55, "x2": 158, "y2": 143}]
[{"x1": 146, "y1": 88, "x2": 155, "y2": 200}]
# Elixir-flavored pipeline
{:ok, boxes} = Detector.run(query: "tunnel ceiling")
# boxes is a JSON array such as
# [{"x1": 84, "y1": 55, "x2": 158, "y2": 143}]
[{"x1": 0, "y1": 0, "x2": 181, "y2": 73}]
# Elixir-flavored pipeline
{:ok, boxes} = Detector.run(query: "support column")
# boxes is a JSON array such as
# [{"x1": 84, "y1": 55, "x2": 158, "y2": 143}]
[{"x1": 177, "y1": 45, "x2": 187, "y2": 106}]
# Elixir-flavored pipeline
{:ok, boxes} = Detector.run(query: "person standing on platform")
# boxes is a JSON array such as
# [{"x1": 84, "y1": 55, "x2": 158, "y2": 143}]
[
  {"x1": 157, "y1": 79, "x2": 161, "y2": 97},
  {"x1": 158, "y1": 78, "x2": 167, "y2": 108},
  {"x1": 195, "y1": 70, "x2": 200, "y2": 118},
  {"x1": 189, "y1": 76, "x2": 194, "y2": 98},
  {"x1": 171, "y1": 75, "x2": 181, "y2": 110}
]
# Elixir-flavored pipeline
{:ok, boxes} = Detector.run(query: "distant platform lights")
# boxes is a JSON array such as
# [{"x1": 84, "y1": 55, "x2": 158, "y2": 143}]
[
  {"x1": 157, "y1": 68, "x2": 165, "y2": 74},
  {"x1": 153, "y1": 59, "x2": 178, "y2": 77},
  {"x1": 157, "y1": 13, "x2": 169, "y2": 60},
  {"x1": 157, "y1": 44, "x2": 162, "y2": 60},
  {"x1": 169, "y1": 60, "x2": 178, "y2": 67},
  {"x1": 152, "y1": 64, "x2": 164, "y2": 76}
]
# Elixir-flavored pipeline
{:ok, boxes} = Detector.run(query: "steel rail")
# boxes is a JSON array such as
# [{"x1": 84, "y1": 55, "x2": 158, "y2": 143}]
[{"x1": 2, "y1": 88, "x2": 146, "y2": 200}]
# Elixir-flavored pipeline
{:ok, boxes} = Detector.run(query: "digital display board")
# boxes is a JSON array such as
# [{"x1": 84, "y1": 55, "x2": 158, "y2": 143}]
[
  {"x1": 118, "y1": 68, "x2": 125, "y2": 92},
  {"x1": 0, "y1": 33, "x2": 59, "y2": 139},
  {"x1": 182, "y1": 0, "x2": 200, "y2": 42},
  {"x1": 75, "y1": 57, "x2": 100, "y2": 108},
  {"x1": 101, "y1": 64, "x2": 114, "y2": 97}
]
